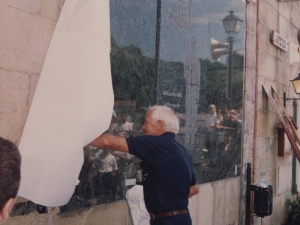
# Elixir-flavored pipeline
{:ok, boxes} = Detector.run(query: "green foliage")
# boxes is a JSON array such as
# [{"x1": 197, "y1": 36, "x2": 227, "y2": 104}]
[
  {"x1": 287, "y1": 197, "x2": 300, "y2": 224},
  {"x1": 111, "y1": 38, "x2": 155, "y2": 107},
  {"x1": 110, "y1": 39, "x2": 244, "y2": 113}
]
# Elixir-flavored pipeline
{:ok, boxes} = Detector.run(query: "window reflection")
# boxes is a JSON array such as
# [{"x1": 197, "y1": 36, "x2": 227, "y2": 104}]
[{"x1": 61, "y1": 0, "x2": 245, "y2": 211}]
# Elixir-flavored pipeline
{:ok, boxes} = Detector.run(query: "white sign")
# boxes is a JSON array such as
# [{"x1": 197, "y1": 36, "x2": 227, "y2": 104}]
[
  {"x1": 163, "y1": 90, "x2": 182, "y2": 98},
  {"x1": 271, "y1": 31, "x2": 289, "y2": 52}
]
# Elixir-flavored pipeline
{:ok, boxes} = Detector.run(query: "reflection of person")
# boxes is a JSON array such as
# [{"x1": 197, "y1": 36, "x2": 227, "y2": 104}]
[
  {"x1": 91, "y1": 105, "x2": 199, "y2": 225},
  {"x1": 109, "y1": 111, "x2": 120, "y2": 135},
  {"x1": 121, "y1": 114, "x2": 133, "y2": 133},
  {"x1": 96, "y1": 149, "x2": 118, "y2": 203},
  {"x1": 0, "y1": 137, "x2": 21, "y2": 222},
  {"x1": 77, "y1": 146, "x2": 95, "y2": 199},
  {"x1": 204, "y1": 104, "x2": 219, "y2": 167},
  {"x1": 216, "y1": 109, "x2": 223, "y2": 123},
  {"x1": 204, "y1": 104, "x2": 219, "y2": 131},
  {"x1": 236, "y1": 102, "x2": 243, "y2": 120},
  {"x1": 113, "y1": 132, "x2": 131, "y2": 199}
]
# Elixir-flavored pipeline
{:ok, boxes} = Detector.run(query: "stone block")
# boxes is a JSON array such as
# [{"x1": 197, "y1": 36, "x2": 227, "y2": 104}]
[
  {"x1": 268, "y1": 0, "x2": 279, "y2": 11},
  {"x1": 198, "y1": 183, "x2": 213, "y2": 225},
  {"x1": 277, "y1": 60, "x2": 291, "y2": 86},
  {"x1": 257, "y1": 51, "x2": 277, "y2": 81},
  {"x1": 256, "y1": 137, "x2": 273, "y2": 158},
  {"x1": 278, "y1": 1, "x2": 290, "y2": 20},
  {"x1": 291, "y1": 2, "x2": 300, "y2": 29},
  {"x1": 289, "y1": 24, "x2": 300, "y2": 48},
  {"x1": 256, "y1": 110, "x2": 277, "y2": 137},
  {"x1": 258, "y1": 0, "x2": 278, "y2": 32},
  {"x1": 257, "y1": 90, "x2": 267, "y2": 112},
  {"x1": 245, "y1": 31, "x2": 257, "y2": 69},
  {"x1": 0, "y1": 69, "x2": 39, "y2": 143},
  {"x1": 0, "y1": 4, "x2": 56, "y2": 74},
  {"x1": 212, "y1": 181, "x2": 226, "y2": 225},
  {"x1": 0, "y1": 0, "x2": 41, "y2": 14},
  {"x1": 224, "y1": 178, "x2": 240, "y2": 225},
  {"x1": 40, "y1": 0, "x2": 62, "y2": 21},
  {"x1": 57, "y1": 201, "x2": 130, "y2": 225},
  {"x1": 244, "y1": 67, "x2": 256, "y2": 98},
  {"x1": 246, "y1": 1, "x2": 258, "y2": 33},
  {"x1": 277, "y1": 14, "x2": 290, "y2": 40},
  {"x1": 243, "y1": 133, "x2": 254, "y2": 165},
  {"x1": 278, "y1": 165, "x2": 292, "y2": 195},
  {"x1": 244, "y1": 100, "x2": 255, "y2": 133},
  {"x1": 257, "y1": 24, "x2": 277, "y2": 57}
]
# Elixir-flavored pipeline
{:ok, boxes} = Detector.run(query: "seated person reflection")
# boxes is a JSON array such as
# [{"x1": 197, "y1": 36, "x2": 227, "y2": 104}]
[
  {"x1": 0, "y1": 137, "x2": 21, "y2": 222},
  {"x1": 91, "y1": 105, "x2": 199, "y2": 225}
]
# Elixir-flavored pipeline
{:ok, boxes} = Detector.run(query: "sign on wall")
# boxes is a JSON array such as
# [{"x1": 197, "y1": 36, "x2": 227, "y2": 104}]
[{"x1": 271, "y1": 31, "x2": 289, "y2": 52}]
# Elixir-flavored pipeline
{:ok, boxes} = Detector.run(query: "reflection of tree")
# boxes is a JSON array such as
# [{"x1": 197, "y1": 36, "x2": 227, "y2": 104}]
[
  {"x1": 200, "y1": 54, "x2": 243, "y2": 112},
  {"x1": 111, "y1": 38, "x2": 155, "y2": 108},
  {"x1": 111, "y1": 39, "x2": 243, "y2": 114}
]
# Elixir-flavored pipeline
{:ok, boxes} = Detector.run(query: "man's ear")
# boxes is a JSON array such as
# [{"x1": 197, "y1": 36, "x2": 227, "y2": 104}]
[
  {"x1": 0, "y1": 198, "x2": 15, "y2": 220},
  {"x1": 157, "y1": 120, "x2": 164, "y2": 130}
]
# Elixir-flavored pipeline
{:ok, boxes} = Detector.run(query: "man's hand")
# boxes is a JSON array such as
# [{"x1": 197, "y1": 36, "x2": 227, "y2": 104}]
[{"x1": 189, "y1": 184, "x2": 199, "y2": 198}]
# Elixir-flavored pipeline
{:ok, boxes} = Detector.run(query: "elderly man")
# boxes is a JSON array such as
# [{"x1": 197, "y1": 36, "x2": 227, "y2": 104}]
[
  {"x1": 0, "y1": 137, "x2": 21, "y2": 222},
  {"x1": 91, "y1": 105, "x2": 199, "y2": 225}
]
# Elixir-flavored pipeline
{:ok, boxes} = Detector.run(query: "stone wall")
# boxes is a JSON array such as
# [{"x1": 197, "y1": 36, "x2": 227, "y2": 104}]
[
  {"x1": 255, "y1": 0, "x2": 300, "y2": 224},
  {"x1": 2, "y1": 178, "x2": 240, "y2": 225},
  {"x1": 0, "y1": 0, "x2": 61, "y2": 143}
]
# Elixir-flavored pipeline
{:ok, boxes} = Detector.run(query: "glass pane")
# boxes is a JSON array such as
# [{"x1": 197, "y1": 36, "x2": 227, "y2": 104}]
[
  {"x1": 158, "y1": 0, "x2": 245, "y2": 183},
  {"x1": 61, "y1": 0, "x2": 245, "y2": 211}
]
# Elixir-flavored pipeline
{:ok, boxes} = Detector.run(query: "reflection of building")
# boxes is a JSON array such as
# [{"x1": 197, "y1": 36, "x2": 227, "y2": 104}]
[
  {"x1": 168, "y1": 0, "x2": 201, "y2": 149},
  {"x1": 184, "y1": 35, "x2": 201, "y2": 148}
]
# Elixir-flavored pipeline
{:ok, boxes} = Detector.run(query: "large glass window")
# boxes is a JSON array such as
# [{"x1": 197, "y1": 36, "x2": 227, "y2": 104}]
[{"x1": 61, "y1": 0, "x2": 245, "y2": 211}]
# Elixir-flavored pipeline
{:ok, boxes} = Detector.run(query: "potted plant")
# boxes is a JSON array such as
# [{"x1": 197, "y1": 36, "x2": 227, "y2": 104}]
[{"x1": 287, "y1": 197, "x2": 300, "y2": 225}]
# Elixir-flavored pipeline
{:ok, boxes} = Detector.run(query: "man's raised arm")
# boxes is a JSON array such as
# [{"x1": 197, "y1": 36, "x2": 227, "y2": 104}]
[{"x1": 90, "y1": 133, "x2": 129, "y2": 153}]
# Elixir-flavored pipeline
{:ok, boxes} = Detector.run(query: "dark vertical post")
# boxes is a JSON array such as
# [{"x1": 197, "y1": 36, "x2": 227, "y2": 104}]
[
  {"x1": 227, "y1": 36, "x2": 233, "y2": 110},
  {"x1": 292, "y1": 99, "x2": 298, "y2": 193},
  {"x1": 154, "y1": 0, "x2": 162, "y2": 104},
  {"x1": 246, "y1": 163, "x2": 252, "y2": 225}
]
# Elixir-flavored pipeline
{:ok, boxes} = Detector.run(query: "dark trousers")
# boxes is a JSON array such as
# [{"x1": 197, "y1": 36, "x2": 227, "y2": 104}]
[{"x1": 150, "y1": 214, "x2": 192, "y2": 225}]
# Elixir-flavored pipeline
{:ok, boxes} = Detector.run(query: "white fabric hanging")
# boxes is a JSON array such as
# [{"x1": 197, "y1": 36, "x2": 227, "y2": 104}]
[{"x1": 18, "y1": 0, "x2": 113, "y2": 206}]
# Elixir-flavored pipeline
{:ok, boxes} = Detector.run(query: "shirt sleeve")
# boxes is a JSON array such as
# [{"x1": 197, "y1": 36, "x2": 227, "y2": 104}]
[{"x1": 126, "y1": 136, "x2": 162, "y2": 163}]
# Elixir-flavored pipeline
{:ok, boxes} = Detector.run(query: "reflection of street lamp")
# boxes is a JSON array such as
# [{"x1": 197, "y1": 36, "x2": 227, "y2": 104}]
[{"x1": 222, "y1": 10, "x2": 243, "y2": 109}]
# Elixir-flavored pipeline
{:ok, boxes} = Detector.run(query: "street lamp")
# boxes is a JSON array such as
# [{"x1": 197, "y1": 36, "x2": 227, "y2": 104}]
[
  {"x1": 284, "y1": 73, "x2": 300, "y2": 107},
  {"x1": 291, "y1": 73, "x2": 300, "y2": 94},
  {"x1": 222, "y1": 10, "x2": 243, "y2": 109}
]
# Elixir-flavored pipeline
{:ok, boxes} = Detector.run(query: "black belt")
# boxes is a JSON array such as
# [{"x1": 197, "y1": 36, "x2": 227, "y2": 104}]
[{"x1": 150, "y1": 208, "x2": 189, "y2": 220}]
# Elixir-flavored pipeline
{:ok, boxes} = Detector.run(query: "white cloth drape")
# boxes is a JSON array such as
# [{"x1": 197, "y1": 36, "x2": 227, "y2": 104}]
[{"x1": 18, "y1": 0, "x2": 113, "y2": 206}]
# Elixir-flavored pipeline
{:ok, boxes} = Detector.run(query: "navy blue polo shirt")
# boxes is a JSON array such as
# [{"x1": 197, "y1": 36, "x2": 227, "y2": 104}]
[{"x1": 126, "y1": 132, "x2": 196, "y2": 214}]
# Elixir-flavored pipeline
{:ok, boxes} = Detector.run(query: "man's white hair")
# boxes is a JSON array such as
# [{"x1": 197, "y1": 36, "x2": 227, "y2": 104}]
[{"x1": 148, "y1": 105, "x2": 180, "y2": 134}]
